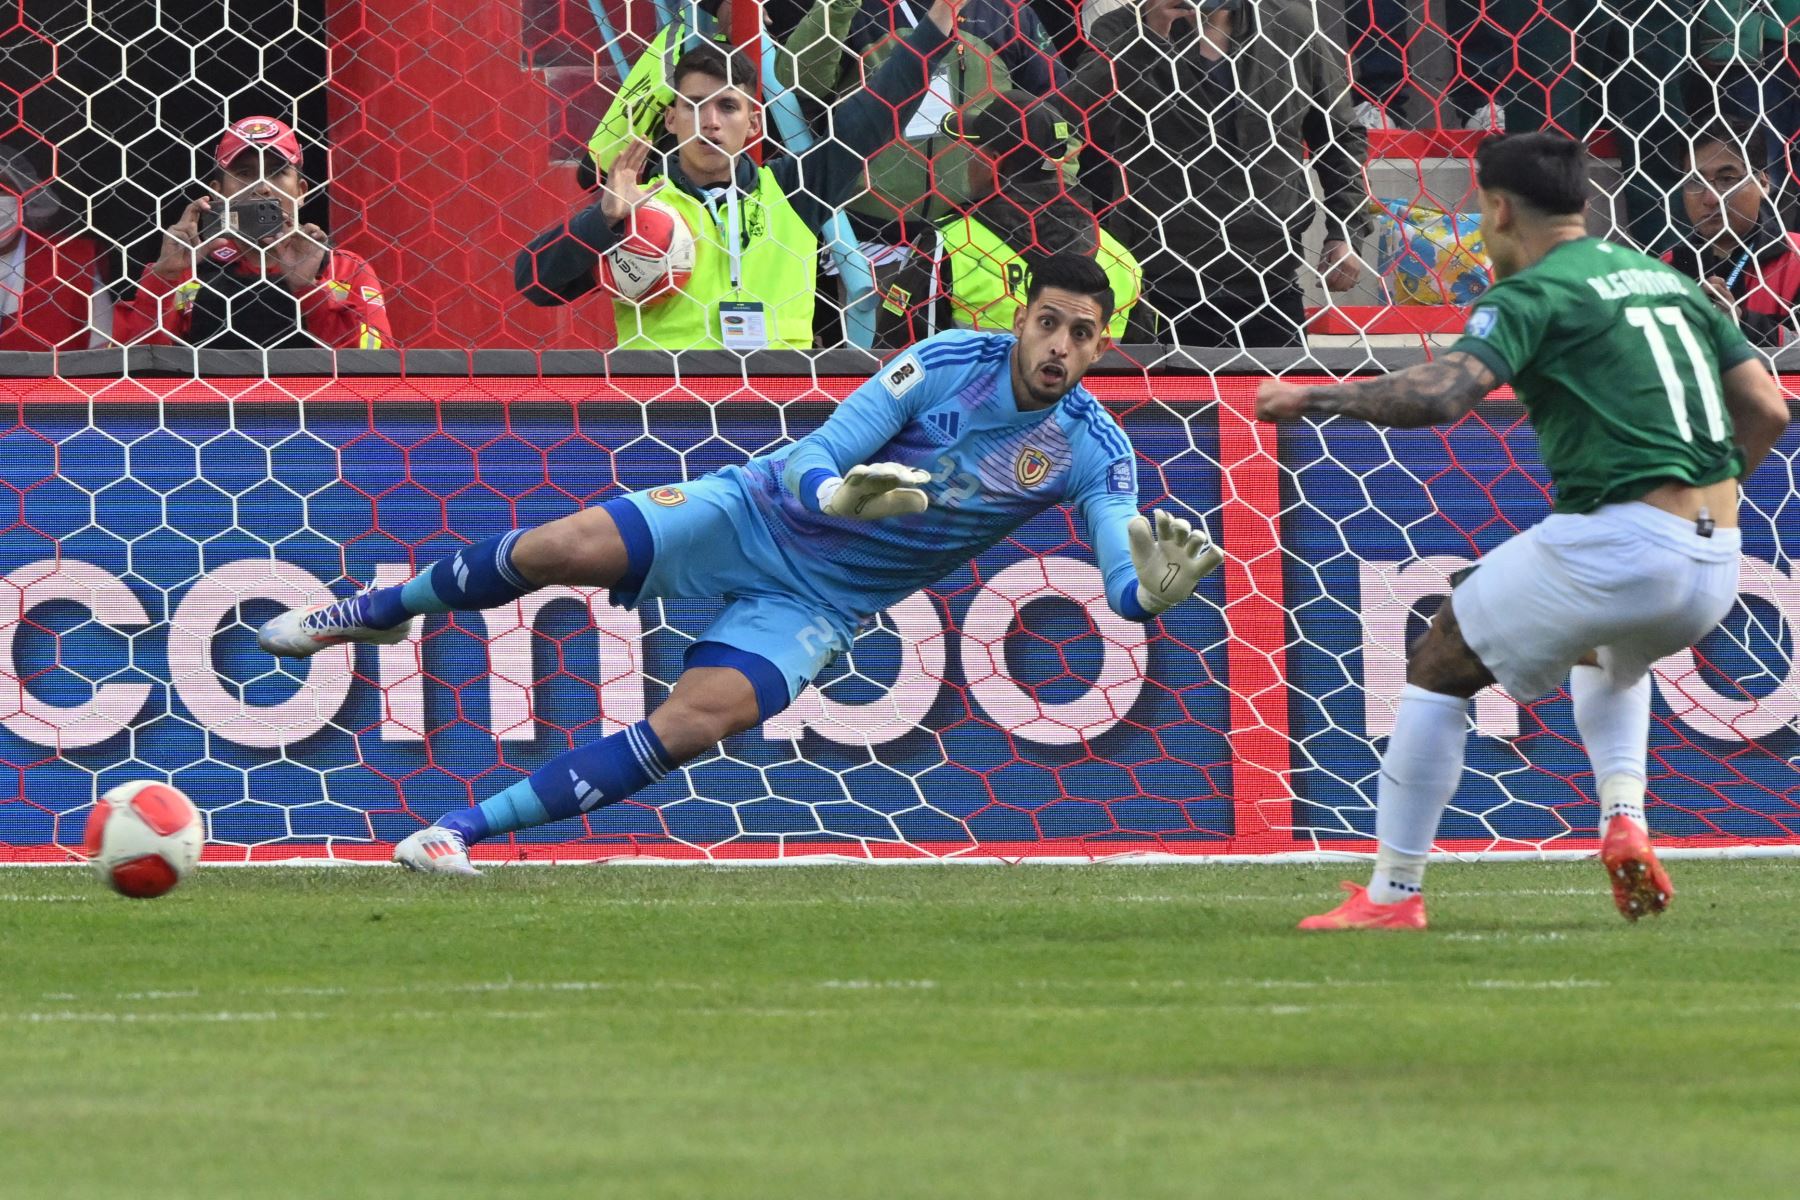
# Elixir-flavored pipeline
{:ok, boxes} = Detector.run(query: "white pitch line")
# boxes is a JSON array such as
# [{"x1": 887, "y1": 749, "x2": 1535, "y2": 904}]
[
  {"x1": 683, "y1": 1008, "x2": 836, "y2": 1019},
  {"x1": 1463, "y1": 979, "x2": 1608, "y2": 990},
  {"x1": 0, "y1": 1010, "x2": 326, "y2": 1024},
  {"x1": 0, "y1": 887, "x2": 1622, "y2": 910},
  {"x1": 817, "y1": 979, "x2": 938, "y2": 990},
  {"x1": 0, "y1": 1008, "x2": 564, "y2": 1025},
  {"x1": 18, "y1": 974, "x2": 1621, "y2": 1013},
  {"x1": 508, "y1": 888, "x2": 1620, "y2": 909}
]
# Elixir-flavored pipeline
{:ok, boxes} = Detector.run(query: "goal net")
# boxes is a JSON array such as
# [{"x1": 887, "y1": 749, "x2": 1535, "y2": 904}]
[{"x1": 0, "y1": 0, "x2": 1796, "y2": 862}]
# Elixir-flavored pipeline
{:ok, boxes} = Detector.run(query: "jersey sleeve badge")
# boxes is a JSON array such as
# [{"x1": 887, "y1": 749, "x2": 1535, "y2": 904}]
[
  {"x1": 882, "y1": 354, "x2": 924, "y2": 398},
  {"x1": 1465, "y1": 306, "x2": 1498, "y2": 338}
]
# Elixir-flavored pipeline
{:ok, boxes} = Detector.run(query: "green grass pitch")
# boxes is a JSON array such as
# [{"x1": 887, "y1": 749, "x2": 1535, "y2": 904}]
[{"x1": 6, "y1": 861, "x2": 1800, "y2": 1199}]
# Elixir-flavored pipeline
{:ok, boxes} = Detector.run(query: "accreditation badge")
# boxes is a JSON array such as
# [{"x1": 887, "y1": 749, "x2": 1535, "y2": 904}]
[{"x1": 719, "y1": 300, "x2": 769, "y2": 351}]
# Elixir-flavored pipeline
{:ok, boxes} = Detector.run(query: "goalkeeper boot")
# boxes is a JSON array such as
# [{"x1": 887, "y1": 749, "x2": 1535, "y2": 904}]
[
  {"x1": 1297, "y1": 882, "x2": 1428, "y2": 931},
  {"x1": 1600, "y1": 814, "x2": 1673, "y2": 922},
  {"x1": 394, "y1": 825, "x2": 482, "y2": 877},
  {"x1": 257, "y1": 589, "x2": 413, "y2": 658}
]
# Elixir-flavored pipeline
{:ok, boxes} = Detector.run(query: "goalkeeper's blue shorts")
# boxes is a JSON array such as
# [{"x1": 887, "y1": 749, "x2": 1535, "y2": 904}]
[{"x1": 601, "y1": 467, "x2": 856, "y2": 718}]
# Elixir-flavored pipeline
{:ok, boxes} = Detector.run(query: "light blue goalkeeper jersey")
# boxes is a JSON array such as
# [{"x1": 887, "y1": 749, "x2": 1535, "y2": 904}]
[{"x1": 739, "y1": 329, "x2": 1150, "y2": 622}]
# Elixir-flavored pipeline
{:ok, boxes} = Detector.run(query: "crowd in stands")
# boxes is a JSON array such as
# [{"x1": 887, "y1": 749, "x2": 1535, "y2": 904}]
[{"x1": 6, "y1": 0, "x2": 1800, "y2": 355}]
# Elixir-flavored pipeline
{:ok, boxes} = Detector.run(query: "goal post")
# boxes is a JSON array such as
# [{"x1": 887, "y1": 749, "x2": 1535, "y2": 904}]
[{"x1": 6, "y1": 0, "x2": 1800, "y2": 864}]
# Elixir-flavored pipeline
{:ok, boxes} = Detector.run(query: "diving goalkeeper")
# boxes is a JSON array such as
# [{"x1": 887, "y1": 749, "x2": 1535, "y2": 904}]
[{"x1": 258, "y1": 253, "x2": 1223, "y2": 874}]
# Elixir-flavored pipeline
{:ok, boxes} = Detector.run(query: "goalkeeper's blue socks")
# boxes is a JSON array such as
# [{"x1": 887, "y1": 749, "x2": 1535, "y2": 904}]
[
  {"x1": 359, "y1": 531, "x2": 534, "y2": 630},
  {"x1": 436, "y1": 719, "x2": 675, "y2": 844}
]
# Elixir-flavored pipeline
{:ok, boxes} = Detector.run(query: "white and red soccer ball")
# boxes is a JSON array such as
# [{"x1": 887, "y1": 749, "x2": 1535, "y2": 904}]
[
  {"x1": 82, "y1": 781, "x2": 204, "y2": 899},
  {"x1": 599, "y1": 199, "x2": 696, "y2": 304}
]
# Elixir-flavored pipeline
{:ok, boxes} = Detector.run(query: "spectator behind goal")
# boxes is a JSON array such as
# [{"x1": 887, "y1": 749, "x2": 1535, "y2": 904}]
[
  {"x1": 113, "y1": 117, "x2": 393, "y2": 350},
  {"x1": 577, "y1": 0, "x2": 778, "y2": 190},
  {"x1": 1663, "y1": 122, "x2": 1800, "y2": 348},
  {"x1": 515, "y1": 11, "x2": 959, "y2": 350},
  {"x1": 1067, "y1": 0, "x2": 1368, "y2": 348},
  {"x1": 780, "y1": 0, "x2": 1068, "y2": 315},
  {"x1": 873, "y1": 92, "x2": 1140, "y2": 348},
  {"x1": 0, "y1": 147, "x2": 113, "y2": 351}
]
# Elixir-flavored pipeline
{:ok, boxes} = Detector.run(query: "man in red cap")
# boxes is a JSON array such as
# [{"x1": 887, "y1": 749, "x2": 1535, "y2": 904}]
[{"x1": 114, "y1": 115, "x2": 394, "y2": 350}]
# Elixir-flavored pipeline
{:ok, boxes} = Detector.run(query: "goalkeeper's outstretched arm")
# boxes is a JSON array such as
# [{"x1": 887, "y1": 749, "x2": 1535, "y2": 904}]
[
  {"x1": 1075, "y1": 460, "x2": 1222, "y2": 622},
  {"x1": 781, "y1": 356, "x2": 931, "y2": 517}
]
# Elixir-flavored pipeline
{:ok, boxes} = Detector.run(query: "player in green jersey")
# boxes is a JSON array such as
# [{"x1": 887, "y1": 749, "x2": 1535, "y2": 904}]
[{"x1": 1257, "y1": 132, "x2": 1790, "y2": 929}]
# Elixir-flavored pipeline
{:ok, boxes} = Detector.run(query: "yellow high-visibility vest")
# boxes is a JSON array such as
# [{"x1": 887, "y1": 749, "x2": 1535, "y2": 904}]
[
  {"x1": 613, "y1": 168, "x2": 819, "y2": 350},
  {"x1": 939, "y1": 215, "x2": 1140, "y2": 339}
]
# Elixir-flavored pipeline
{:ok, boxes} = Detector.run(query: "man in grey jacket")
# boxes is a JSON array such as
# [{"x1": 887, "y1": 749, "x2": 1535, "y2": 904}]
[{"x1": 1069, "y1": 0, "x2": 1370, "y2": 348}]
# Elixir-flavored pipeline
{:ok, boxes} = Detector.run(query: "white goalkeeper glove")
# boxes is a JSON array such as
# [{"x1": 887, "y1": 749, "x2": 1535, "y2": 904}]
[
  {"x1": 817, "y1": 462, "x2": 932, "y2": 520},
  {"x1": 1128, "y1": 508, "x2": 1224, "y2": 615}
]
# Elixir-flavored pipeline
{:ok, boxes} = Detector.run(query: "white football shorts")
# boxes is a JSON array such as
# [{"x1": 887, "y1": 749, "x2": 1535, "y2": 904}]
[{"x1": 1451, "y1": 500, "x2": 1742, "y2": 702}]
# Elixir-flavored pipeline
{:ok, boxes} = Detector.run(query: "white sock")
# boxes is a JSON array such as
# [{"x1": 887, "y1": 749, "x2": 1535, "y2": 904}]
[
  {"x1": 1370, "y1": 843, "x2": 1427, "y2": 904},
  {"x1": 1596, "y1": 774, "x2": 1648, "y2": 835},
  {"x1": 1570, "y1": 664, "x2": 1651, "y2": 836},
  {"x1": 1368, "y1": 684, "x2": 1470, "y2": 904}
]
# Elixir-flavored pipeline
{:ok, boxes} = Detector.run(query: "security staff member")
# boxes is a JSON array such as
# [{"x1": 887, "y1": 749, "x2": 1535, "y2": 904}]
[
  {"x1": 515, "y1": 1, "x2": 958, "y2": 350},
  {"x1": 873, "y1": 92, "x2": 1140, "y2": 348}
]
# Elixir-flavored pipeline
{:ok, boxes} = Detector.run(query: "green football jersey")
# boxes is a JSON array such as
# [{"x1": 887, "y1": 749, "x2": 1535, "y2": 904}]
[{"x1": 1450, "y1": 236, "x2": 1759, "y2": 513}]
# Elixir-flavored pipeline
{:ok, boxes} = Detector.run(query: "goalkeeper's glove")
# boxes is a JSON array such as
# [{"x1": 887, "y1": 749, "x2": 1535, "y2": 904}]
[
  {"x1": 1128, "y1": 508, "x2": 1224, "y2": 615},
  {"x1": 817, "y1": 462, "x2": 932, "y2": 520}
]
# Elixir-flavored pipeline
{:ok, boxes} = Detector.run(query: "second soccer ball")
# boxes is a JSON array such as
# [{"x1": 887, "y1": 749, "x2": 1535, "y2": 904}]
[{"x1": 600, "y1": 200, "x2": 697, "y2": 305}]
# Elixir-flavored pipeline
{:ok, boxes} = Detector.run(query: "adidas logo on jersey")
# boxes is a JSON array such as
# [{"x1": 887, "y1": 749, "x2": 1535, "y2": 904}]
[{"x1": 925, "y1": 410, "x2": 962, "y2": 442}]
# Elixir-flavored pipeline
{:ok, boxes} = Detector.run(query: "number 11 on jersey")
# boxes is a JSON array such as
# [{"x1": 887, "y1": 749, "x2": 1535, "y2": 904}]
[{"x1": 1625, "y1": 306, "x2": 1727, "y2": 443}]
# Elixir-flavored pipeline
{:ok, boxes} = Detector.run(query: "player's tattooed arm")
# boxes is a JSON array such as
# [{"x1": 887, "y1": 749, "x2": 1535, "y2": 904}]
[{"x1": 1256, "y1": 352, "x2": 1499, "y2": 428}]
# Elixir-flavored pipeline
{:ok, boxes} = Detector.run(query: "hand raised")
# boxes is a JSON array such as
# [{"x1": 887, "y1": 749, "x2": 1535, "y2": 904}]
[
  {"x1": 275, "y1": 223, "x2": 330, "y2": 293},
  {"x1": 599, "y1": 139, "x2": 666, "y2": 226},
  {"x1": 150, "y1": 197, "x2": 232, "y2": 283}
]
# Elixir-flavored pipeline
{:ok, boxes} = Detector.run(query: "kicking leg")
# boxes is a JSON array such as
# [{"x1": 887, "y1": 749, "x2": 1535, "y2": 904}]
[
  {"x1": 397, "y1": 666, "x2": 762, "y2": 875},
  {"x1": 1300, "y1": 597, "x2": 1492, "y2": 931},
  {"x1": 258, "y1": 500, "x2": 639, "y2": 658}
]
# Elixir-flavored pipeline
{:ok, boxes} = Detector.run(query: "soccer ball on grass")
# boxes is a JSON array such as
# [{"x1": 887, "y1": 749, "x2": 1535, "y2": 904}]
[{"x1": 82, "y1": 781, "x2": 204, "y2": 899}]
